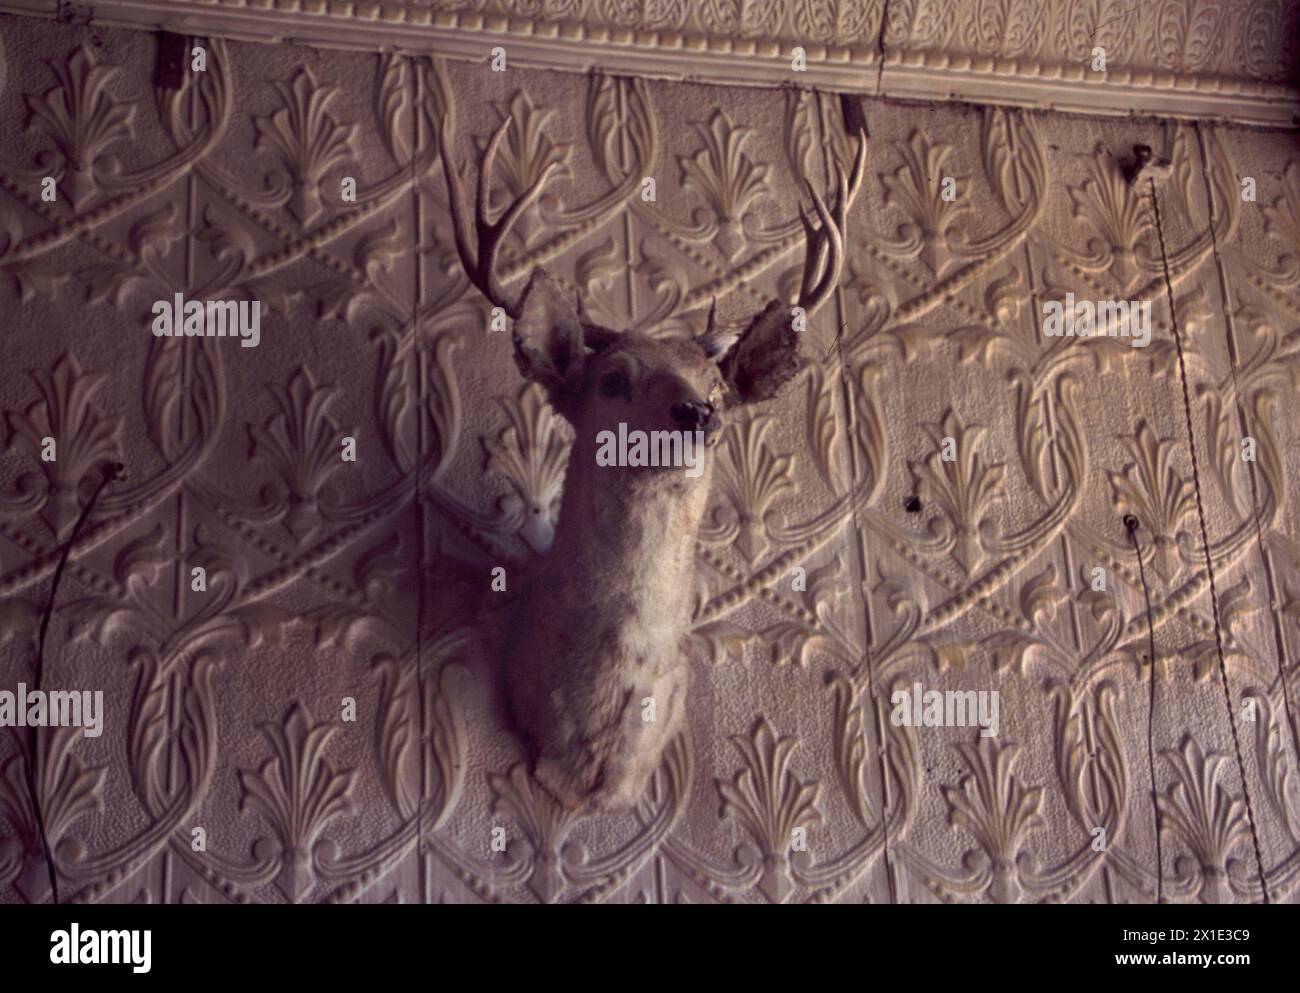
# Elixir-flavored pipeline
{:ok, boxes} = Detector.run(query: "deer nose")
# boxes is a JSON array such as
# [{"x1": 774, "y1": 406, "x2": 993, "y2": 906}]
[{"x1": 671, "y1": 400, "x2": 719, "y2": 434}]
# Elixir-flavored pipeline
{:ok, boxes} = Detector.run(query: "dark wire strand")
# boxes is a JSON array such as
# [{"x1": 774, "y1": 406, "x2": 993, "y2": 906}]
[
  {"x1": 1150, "y1": 175, "x2": 1270, "y2": 904},
  {"x1": 1126, "y1": 516, "x2": 1163, "y2": 904},
  {"x1": 26, "y1": 461, "x2": 123, "y2": 905}
]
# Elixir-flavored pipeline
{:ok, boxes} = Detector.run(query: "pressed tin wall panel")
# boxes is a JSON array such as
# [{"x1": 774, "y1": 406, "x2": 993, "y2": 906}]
[
  {"x1": 3, "y1": 0, "x2": 1298, "y2": 124},
  {"x1": 0, "y1": 9, "x2": 1298, "y2": 904}
]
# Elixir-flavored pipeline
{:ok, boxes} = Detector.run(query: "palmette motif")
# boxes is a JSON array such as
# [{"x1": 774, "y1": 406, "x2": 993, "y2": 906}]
[{"x1": 0, "y1": 15, "x2": 1297, "y2": 904}]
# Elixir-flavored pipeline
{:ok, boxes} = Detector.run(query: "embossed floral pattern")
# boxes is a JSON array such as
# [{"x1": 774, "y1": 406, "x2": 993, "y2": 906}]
[{"x1": 0, "y1": 14, "x2": 1297, "y2": 908}]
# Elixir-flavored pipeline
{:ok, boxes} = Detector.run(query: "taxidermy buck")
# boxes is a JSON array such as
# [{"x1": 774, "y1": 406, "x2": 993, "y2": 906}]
[{"x1": 440, "y1": 117, "x2": 865, "y2": 812}]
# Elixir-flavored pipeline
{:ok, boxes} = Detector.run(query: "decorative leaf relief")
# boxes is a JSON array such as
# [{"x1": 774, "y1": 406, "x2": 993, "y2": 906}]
[
  {"x1": 792, "y1": 0, "x2": 879, "y2": 44},
  {"x1": 962, "y1": 0, "x2": 1049, "y2": 58},
  {"x1": 689, "y1": 617, "x2": 751, "y2": 666},
  {"x1": 1155, "y1": 0, "x2": 1228, "y2": 72},
  {"x1": 700, "y1": 0, "x2": 784, "y2": 38},
  {"x1": 355, "y1": 218, "x2": 405, "y2": 279},
  {"x1": 3, "y1": 351, "x2": 123, "y2": 536},
  {"x1": 61, "y1": 527, "x2": 170, "y2": 648},
  {"x1": 1049, "y1": 680, "x2": 1128, "y2": 835},
  {"x1": 1243, "y1": 0, "x2": 1300, "y2": 81},
  {"x1": 254, "y1": 68, "x2": 357, "y2": 227},
  {"x1": 910, "y1": 408, "x2": 1006, "y2": 575},
  {"x1": 1241, "y1": 689, "x2": 1298, "y2": 841},
  {"x1": 718, "y1": 718, "x2": 821, "y2": 847},
  {"x1": 1066, "y1": 142, "x2": 1155, "y2": 286},
  {"x1": 803, "y1": 365, "x2": 840, "y2": 491},
  {"x1": 248, "y1": 367, "x2": 348, "y2": 540},
  {"x1": 1245, "y1": 390, "x2": 1285, "y2": 523},
  {"x1": 982, "y1": 106, "x2": 1045, "y2": 219},
  {"x1": 0, "y1": 754, "x2": 39, "y2": 849},
  {"x1": 128, "y1": 201, "x2": 184, "y2": 261},
  {"x1": 21, "y1": 726, "x2": 108, "y2": 856},
  {"x1": 1107, "y1": 421, "x2": 1196, "y2": 584},
  {"x1": 920, "y1": 639, "x2": 979, "y2": 673},
  {"x1": 142, "y1": 327, "x2": 226, "y2": 464},
  {"x1": 918, "y1": 630, "x2": 1043, "y2": 677},
  {"x1": 126, "y1": 650, "x2": 171, "y2": 816},
  {"x1": 305, "y1": 603, "x2": 386, "y2": 653},
  {"x1": 1199, "y1": 388, "x2": 1241, "y2": 515},
  {"x1": 78, "y1": 262, "x2": 141, "y2": 307},
  {"x1": 577, "y1": 73, "x2": 657, "y2": 227},
  {"x1": 1214, "y1": 574, "x2": 1259, "y2": 646},
  {"x1": 226, "y1": 602, "x2": 298, "y2": 650},
  {"x1": 489, "y1": 762, "x2": 576, "y2": 903},
  {"x1": 484, "y1": 383, "x2": 571, "y2": 553},
  {"x1": 373, "y1": 654, "x2": 420, "y2": 820},
  {"x1": 826, "y1": 673, "x2": 870, "y2": 826},
  {"x1": 1157, "y1": 734, "x2": 1249, "y2": 902},
  {"x1": 782, "y1": 89, "x2": 816, "y2": 193},
  {"x1": 238, "y1": 702, "x2": 356, "y2": 902},
  {"x1": 374, "y1": 327, "x2": 420, "y2": 474},
  {"x1": 353, "y1": 531, "x2": 405, "y2": 601},
  {"x1": 1019, "y1": 563, "x2": 1066, "y2": 626},
  {"x1": 1, "y1": 258, "x2": 70, "y2": 303},
  {"x1": 880, "y1": 130, "x2": 970, "y2": 275},
  {"x1": 804, "y1": 554, "x2": 850, "y2": 628},
  {"x1": 126, "y1": 651, "x2": 218, "y2": 822},
  {"x1": 757, "y1": 621, "x2": 821, "y2": 668},
  {"x1": 678, "y1": 110, "x2": 770, "y2": 259},
  {"x1": 482, "y1": 92, "x2": 571, "y2": 248},
  {"x1": 25, "y1": 45, "x2": 137, "y2": 207},
  {"x1": 1055, "y1": 0, "x2": 1140, "y2": 62},
  {"x1": 942, "y1": 737, "x2": 1044, "y2": 903},
  {"x1": 717, "y1": 716, "x2": 820, "y2": 901},
  {"x1": 575, "y1": 238, "x2": 622, "y2": 296},
  {"x1": 375, "y1": 52, "x2": 411, "y2": 166},
  {"x1": 884, "y1": 0, "x2": 958, "y2": 47},
  {"x1": 427, "y1": 664, "x2": 467, "y2": 828}
]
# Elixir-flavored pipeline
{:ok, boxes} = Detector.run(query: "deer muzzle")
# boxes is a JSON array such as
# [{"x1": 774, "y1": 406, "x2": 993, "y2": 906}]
[{"x1": 670, "y1": 399, "x2": 720, "y2": 439}]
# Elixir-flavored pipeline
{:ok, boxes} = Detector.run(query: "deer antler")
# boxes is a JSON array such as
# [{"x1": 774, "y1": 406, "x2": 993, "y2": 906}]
[
  {"x1": 700, "y1": 130, "x2": 865, "y2": 352},
  {"x1": 795, "y1": 130, "x2": 867, "y2": 318},
  {"x1": 438, "y1": 114, "x2": 559, "y2": 318}
]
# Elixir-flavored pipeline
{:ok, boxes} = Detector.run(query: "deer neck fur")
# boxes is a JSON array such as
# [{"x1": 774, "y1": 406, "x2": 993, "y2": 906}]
[
  {"x1": 503, "y1": 442, "x2": 712, "y2": 811},
  {"x1": 544, "y1": 447, "x2": 713, "y2": 621}
]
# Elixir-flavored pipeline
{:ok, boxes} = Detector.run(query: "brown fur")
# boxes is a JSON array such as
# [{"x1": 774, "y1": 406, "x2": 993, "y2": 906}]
[
  {"x1": 503, "y1": 323, "x2": 729, "y2": 811},
  {"x1": 438, "y1": 119, "x2": 863, "y2": 812}
]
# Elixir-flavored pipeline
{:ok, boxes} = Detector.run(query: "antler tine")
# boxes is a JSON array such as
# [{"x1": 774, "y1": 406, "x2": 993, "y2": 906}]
[
  {"x1": 797, "y1": 200, "x2": 830, "y2": 309},
  {"x1": 798, "y1": 175, "x2": 844, "y2": 315},
  {"x1": 796, "y1": 130, "x2": 867, "y2": 317},
  {"x1": 477, "y1": 116, "x2": 511, "y2": 232},
  {"x1": 438, "y1": 114, "x2": 483, "y2": 307},
  {"x1": 481, "y1": 125, "x2": 559, "y2": 313},
  {"x1": 439, "y1": 113, "x2": 559, "y2": 318},
  {"x1": 845, "y1": 128, "x2": 867, "y2": 205}
]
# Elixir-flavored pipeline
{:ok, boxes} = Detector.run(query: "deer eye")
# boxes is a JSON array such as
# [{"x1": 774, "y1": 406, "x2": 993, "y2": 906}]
[{"x1": 599, "y1": 370, "x2": 632, "y2": 400}]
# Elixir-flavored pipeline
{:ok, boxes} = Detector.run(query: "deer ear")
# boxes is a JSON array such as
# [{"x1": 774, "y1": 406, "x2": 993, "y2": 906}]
[
  {"x1": 716, "y1": 300, "x2": 801, "y2": 405},
  {"x1": 513, "y1": 269, "x2": 587, "y2": 406}
]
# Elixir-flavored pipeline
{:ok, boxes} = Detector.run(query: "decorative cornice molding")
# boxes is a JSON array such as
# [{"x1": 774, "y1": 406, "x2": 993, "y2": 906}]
[{"x1": 2, "y1": 0, "x2": 1297, "y2": 126}]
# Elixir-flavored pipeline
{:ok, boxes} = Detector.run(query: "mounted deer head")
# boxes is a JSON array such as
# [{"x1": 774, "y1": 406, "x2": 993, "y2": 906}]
[{"x1": 440, "y1": 115, "x2": 865, "y2": 811}]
